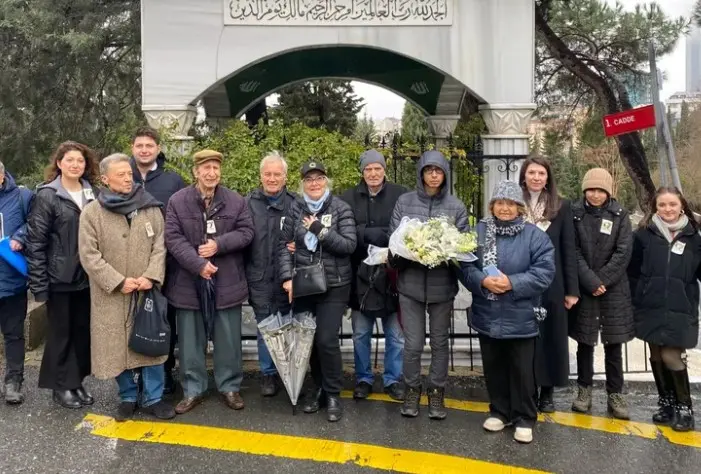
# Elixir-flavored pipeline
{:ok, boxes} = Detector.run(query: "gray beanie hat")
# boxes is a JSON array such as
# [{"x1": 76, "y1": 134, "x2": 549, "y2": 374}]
[
  {"x1": 490, "y1": 180, "x2": 526, "y2": 207},
  {"x1": 359, "y1": 149, "x2": 386, "y2": 171}
]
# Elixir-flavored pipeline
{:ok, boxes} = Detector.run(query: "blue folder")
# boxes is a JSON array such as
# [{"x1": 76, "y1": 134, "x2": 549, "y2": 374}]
[{"x1": 0, "y1": 237, "x2": 28, "y2": 276}]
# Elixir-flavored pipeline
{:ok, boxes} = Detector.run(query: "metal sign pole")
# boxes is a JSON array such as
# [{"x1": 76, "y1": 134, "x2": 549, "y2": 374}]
[{"x1": 648, "y1": 43, "x2": 669, "y2": 187}]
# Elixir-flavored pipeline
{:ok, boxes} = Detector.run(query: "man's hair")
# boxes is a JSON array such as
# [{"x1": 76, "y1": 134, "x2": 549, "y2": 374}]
[
  {"x1": 0, "y1": 160, "x2": 4, "y2": 174},
  {"x1": 133, "y1": 126, "x2": 161, "y2": 145},
  {"x1": 260, "y1": 151, "x2": 288, "y2": 174},
  {"x1": 100, "y1": 153, "x2": 131, "y2": 175}
]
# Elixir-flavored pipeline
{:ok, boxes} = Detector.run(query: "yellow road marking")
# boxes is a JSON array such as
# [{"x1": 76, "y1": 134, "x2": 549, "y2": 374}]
[
  {"x1": 340, "y1": 391, "x2": 701, "y2": 448},
  {"x1": 79, "y1": 414, "x2": 549, "y2": 474}
]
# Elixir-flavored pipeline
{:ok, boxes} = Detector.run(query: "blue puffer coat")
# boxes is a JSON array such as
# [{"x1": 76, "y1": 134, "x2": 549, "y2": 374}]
[
  {"x1": 0, "y1": 172, "x2": 33, "y2": 298},
  {"x1": 460, "y1": 219, "x2": 556, "y2": 339}
]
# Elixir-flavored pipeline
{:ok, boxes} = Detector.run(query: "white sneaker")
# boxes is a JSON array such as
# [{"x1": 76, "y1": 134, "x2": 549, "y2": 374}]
[
  {"x1": 514, "y1": 427, "x2": 533, "y2": 444},
  {"x1": 482, "y1": 417, "x2": 506, "y2": 432}
]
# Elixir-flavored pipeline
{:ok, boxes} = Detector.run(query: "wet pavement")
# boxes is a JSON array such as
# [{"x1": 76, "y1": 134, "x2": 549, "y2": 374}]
[{"x1": 1, "y1": 367, "x2": 700, "y2": 473}]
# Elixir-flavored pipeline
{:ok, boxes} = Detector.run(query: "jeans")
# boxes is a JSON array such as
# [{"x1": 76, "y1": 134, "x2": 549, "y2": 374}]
[
  {"x1": 255, "y1": 310, "x2": 278, "y2": 376},
  {"x1": 115, "y1": 364, "x2": 164, "y2": 407},
  {"x1": 0, "y1": 292, "x2": 27, "y2": 384},
  {"x1": 352, "y1": 310, "x2": 404, "y2": 387},
  {"x1": 577, "y1": 342, "x2": 624, "y2": 394},
  {"x1": 399, "y1": 294, "x2": 452, "y2": 389},
  {"x1": 177, "y1": 306, "x2": 243, "y2": 398}
]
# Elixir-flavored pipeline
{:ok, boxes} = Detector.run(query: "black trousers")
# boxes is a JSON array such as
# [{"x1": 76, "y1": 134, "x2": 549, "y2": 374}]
[
  {"x1": 576, "y1": 342, "x2": 623, "y2": 394},
  {"x1": 0, "y1": 292, "x2": 27, "y2": 384},
  {"x1": 479, "y1": 335, "x2": 538, "y2": 428},
  {"x1": 294, "y1": 285, "x2": 350, "y2": 395},
  {"x1": 38, "y1": 289, "x2": 91, "y2": 390},
  {"x1": 164, "y1": 304, "x2": 178, "y2": 374}
]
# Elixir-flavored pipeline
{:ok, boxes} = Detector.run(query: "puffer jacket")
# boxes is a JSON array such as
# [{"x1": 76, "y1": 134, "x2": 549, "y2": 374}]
[
  {"x1": 629, "y1": 221, "x2": 701, "y2": 349},
  {"x1": 278, "y1": 193, "x2": 357, "y2": 289},
  {"x1": 569, "y1": 198, "x2": 634, "y2": 345},
  {"x1": 26, "y1": 177, "x2": 98, "y2": 300},
  {"x1": 245, "y1": 187, "x2": 297, "y2": 315},
  {"x1": 389, "y1": 150, "x2": 469, "y2": 303},
  {"x1": 460, "y1": 218, "x2": 556, "y2": 339},
  {"x1": 0, "y1": 172, "x2": 33, "y2": 298}
]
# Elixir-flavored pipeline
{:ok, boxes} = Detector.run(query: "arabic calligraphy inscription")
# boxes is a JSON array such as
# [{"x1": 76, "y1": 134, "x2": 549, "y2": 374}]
[{"x1": 225, "y1": 0, "x2": 452, "y2": 26}]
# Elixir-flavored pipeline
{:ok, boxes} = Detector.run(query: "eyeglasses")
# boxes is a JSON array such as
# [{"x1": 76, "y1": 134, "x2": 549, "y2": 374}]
[
  {"x1": 303, "y1": 175, "x2": 327, "y2": 184},
  {"x1": 423, "y1": 167, "x2": 443, "y2": 176}
]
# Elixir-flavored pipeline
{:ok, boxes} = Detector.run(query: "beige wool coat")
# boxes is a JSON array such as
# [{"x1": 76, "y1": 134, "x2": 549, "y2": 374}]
[{"x1": 78, "y1": 201, "x2": 166, "y2": 379}]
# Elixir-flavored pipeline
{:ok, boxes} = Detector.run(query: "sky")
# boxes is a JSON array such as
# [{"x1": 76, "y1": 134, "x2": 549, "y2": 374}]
[{"x1": 353, "y1": 0, "x2": 697, "y2": 121}]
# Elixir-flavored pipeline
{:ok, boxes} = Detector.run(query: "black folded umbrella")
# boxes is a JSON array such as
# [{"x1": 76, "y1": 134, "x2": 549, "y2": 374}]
[{"x1": 197, "y1": 275, "x2": 217, "y2": 339}]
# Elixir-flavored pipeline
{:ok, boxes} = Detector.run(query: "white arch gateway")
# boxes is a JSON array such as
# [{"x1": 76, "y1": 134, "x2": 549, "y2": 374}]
[{"x1": 141, "y1": 0, "x2": 537, "y2": 211}]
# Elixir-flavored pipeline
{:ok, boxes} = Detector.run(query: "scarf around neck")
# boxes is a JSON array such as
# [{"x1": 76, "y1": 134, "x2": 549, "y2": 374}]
[
  {"x1": 97, "y1": 183, "x2": 162, "y2": 217},
  {"x1": 482, "y1": 216, "x2": 526, "y2": 301},
  {"x1": 652, "y1": 214, "x2": 689, "y2": 243},
  {"x1": 525, "y1": 191, "x2": 546, "y2": 224},
  {"x1": 303, "y1": 189, "x2": 331, "y2": 252}
]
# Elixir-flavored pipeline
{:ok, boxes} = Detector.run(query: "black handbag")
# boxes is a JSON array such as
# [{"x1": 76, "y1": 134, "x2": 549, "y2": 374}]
[
  {"x1": 292, "y1": 241, "x2": 328, "y2": 298},
  {"x1": 128, "y1": 287, "x2": 171, "y2": 357}
]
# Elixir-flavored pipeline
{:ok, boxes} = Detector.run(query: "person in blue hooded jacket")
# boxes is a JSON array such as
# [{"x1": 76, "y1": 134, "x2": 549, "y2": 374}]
[
  {"x1": 460, "y1": 180, "x2": 555, "y2": 444},
  {"x1": 389, "y1": 150, "x2": 469, "y2": 420},
  {"x1": 0, "y1": 161, "x2": 33, "y2": 405}
]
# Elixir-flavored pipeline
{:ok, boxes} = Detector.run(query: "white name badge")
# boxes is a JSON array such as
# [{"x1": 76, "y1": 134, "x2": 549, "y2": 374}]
[
  {"x1": 321, "y1": 214, "x2": 332, "y2": 227},
  {"x1": 145, "y1": 222, "x2": 155, "y2": 237},
  {"x1": 83, "y1": 188, "x2": 95, "y2": 201},
  {"x1": 600, "y1": 219, "x2": 613, "y2": 235},
  {"x1": 206, "y1": 219, "x2": 216, "y2": 234},
  {"x1": 672, "y1": 241, "x2": 686, "y2": 255},
  {"x1": 280, "y1": 216, "x2": 286, "y2": 231},
  {"x1": 537, "y1": 220, "x2": 551, "y2": 232}
]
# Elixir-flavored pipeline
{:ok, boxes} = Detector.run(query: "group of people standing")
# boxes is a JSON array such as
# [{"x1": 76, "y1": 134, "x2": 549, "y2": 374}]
[{"x1": 0, "y1": 135, "x2": 698, "y2": 441}]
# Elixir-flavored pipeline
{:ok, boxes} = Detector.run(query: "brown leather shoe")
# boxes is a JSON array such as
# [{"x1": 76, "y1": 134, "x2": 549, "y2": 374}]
[
  {"x1": 175, "y1": 395, "x2": 204, "y2": 415},
  {"x1": 222, "y1": 392, "x2": 244, "y2": 410}
]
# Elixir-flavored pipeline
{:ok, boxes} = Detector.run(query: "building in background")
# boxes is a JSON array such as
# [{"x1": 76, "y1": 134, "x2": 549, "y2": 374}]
[
  {"x1": 376, "y1": 117, "x2": 401, "y2": 137},
  {"x1": 687, "y1": 26, "x2": 701, "y2": 93},
  {"x1": 666, "y1": 91, "x2": 701, "y2": 126}
]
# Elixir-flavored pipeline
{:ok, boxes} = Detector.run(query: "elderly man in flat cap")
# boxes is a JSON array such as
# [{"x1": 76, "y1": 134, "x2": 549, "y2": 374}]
[{"x1": 164, "y1": 149, "x2": 254, "y2": 415}]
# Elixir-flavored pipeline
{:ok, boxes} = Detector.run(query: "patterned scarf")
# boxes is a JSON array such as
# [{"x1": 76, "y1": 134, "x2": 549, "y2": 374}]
[
  {"x1": 525, "y1": 193, "x2": 546, "y2": 224},
  {"x1": 482, "y1": 216, "x2": 526, "y2": 301}
]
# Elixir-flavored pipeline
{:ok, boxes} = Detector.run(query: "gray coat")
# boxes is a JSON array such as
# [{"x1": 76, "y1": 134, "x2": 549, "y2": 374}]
[{"x1": 389, "y1": 151, "x2": 469, "y2": 303}]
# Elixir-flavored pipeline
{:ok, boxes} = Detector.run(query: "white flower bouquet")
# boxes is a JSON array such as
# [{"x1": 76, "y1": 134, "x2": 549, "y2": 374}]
[{"x1": 363, "y1": 216, "x2": 478, "y2": 268}]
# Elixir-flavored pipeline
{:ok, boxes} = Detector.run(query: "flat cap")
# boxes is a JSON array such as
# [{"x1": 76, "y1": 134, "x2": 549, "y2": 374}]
[{"x1": 193, "y1": 149, "x2": 223, "y2": 166}]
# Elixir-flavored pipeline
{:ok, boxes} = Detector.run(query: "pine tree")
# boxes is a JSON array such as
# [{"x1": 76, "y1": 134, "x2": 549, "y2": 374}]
[{"x1": 400, "y1": 102, "x2": 429, "y2": 143}]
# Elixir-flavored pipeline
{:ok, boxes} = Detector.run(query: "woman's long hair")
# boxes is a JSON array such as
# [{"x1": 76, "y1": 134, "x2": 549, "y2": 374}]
[
  {"x1": 44, "y1": 141, "x2": 100, "y2": 185},
  {"x1": 519, "y1": 155, "x2": 561, "y2": 220},
  {"x1": 639, "y1": 187, "x2": 699, "y2": 231}
]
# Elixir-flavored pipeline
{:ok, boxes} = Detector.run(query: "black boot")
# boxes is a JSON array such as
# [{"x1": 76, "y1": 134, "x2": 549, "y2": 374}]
[
  {"x1": 302, "y1": 388, "x2": 326, "y2": 414},
  {"x1": 670, "y1": 368, "x2": 695, "y2": 432},
  {"x1": 326, "y1": 394, "x2": 343, "y2": 422},
  {"x1": 400, "y1": 385, "x2": 421, "y2": 418},
  {"x1": 538, "y1": 386, "x2": 555, "y2": 413},
  {"x1": 52, "y1": 389, "x2": 82, "y2": 409},
  {"x1": 75, "y1": 386, "x2": 95, "y2": 406},
  {"x1": 4, "y1": 381, "x2": 24, "y2": 405},
  {"x1": 650, "y1": 360, "x2": 675, "y2": 425},
  {"x1": 427, "y1": 387, "x2": 447, "y2": 420}
]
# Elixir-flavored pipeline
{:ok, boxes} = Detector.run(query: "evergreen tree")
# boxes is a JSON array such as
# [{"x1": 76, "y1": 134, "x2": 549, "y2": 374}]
[
  {"x1": 270, "y1": 80, "x2": 364, "y2": 137},
  {"x1": 353, "y1": 111, "x2": 377, "y2": 145},
  {"x1": 400, "y1": 102, "x2": 429, "y2": 143}
]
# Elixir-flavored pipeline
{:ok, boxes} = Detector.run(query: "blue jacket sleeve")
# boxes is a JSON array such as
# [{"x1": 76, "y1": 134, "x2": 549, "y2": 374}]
[
  {"x1": 11, "y1": 188, "x2": 34, "y2": 245},
  {"x1": 508, "y1": 229, "x2": 556, "y2": 300}
]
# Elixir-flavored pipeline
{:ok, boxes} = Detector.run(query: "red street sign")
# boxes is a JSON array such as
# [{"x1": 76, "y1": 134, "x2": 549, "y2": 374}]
[{"x1": 602, "y1": 104, "x2": 656, "y2": 137}]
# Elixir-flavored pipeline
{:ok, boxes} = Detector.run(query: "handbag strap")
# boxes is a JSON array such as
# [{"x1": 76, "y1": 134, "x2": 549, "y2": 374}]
[{"x1": 293, "y1": 208, "x2": 323, "y2": 268}]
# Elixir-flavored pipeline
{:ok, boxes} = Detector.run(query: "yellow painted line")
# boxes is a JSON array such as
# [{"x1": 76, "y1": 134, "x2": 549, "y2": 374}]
[
  {"x1": 341, "y1": 391, "x2": 701, "y2": 448},
  {"x1": 79, "y1": 413, "x2": 549, "y2": 474}
]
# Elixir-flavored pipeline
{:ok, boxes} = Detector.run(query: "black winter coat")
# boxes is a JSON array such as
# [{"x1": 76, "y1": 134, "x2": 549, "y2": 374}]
[
  {"x1": 245, "y1": 187, "x2": 297, "y2": 316},
  {"x1": 26, "y1": 177, "x2": 98, "y2": 300},
  {"x1": 628, "y1": 222, "x2": 701, "y2": 349},
  {"x1": 340, "y1": 180, "x2": 408, "y2": 313},
  {"x1": 389, "y1": 151, "x2": 469, "y2": 304},
  {"x1": 533, "y1": 200, "x2": 579, "y2": 387},
  {"x1": 278, "y1": 194, "x2": 357, "y2": 291},
  {"x1": 131, "y1": 154, "x2": 185, "y2": 212},
  {"x1": 569, "y1": 198, "x2": 634, "y2": 346}
]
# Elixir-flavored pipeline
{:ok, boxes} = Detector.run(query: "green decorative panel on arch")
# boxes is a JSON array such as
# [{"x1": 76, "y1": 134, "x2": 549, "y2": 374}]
[{"x1": 224, "y1": 46, "x2": 444, "y2": 116}]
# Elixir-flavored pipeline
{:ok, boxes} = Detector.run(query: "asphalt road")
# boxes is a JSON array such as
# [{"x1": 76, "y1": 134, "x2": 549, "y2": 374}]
[{"x1": 0, "y1": 368, "x2": 700, "y2": 474}]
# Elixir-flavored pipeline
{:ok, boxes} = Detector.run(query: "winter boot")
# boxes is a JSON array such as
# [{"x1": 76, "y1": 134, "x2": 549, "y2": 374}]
[
  {"x1": 571, "y1": 385, "x2": 592, "y2": 413},
  {"x1": 400, "y1": 385, "x2": 421, "y2": 418},
  {"x1": 670, "y1": 368, "x2": 695, "y2": 432},
  {"x1": 427, "y1": 387, "x2": 447, "y2": 420},
  {"x1": 650, "y1": 360, "x2": 676, "y2": 425},
  {"x1": 538, "y1": 386, "x2": 556, "y2": 413},
  {"x1": 607, "y1": 393, "x2": 630, "y2": 420}
]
